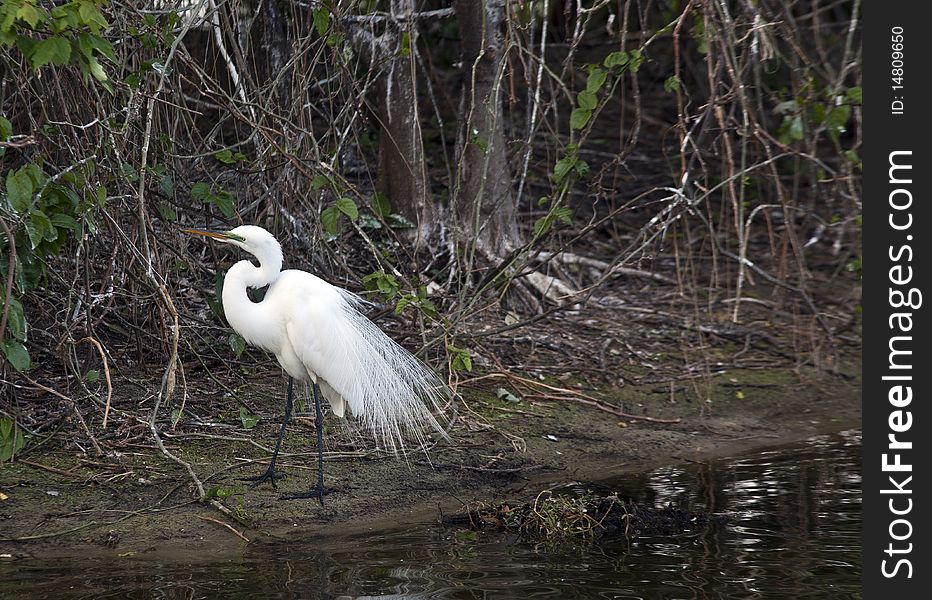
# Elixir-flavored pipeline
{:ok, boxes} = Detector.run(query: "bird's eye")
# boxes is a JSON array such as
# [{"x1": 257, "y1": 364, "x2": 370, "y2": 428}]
[{"x1": 226, "y1": 232, "x2": 247, "y2": 242}]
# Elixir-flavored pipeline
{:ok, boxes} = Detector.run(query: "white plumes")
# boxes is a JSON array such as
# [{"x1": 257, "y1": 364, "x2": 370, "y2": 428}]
[{"x1": 327, "y1": 288, "x2": 449, "y2": 454}]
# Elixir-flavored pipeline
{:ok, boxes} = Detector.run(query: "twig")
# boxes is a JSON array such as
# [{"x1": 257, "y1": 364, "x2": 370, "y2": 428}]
[
  {"x1": 418, "y1": 460, "x2": 545, "y2": 474},
  {"x1": 76, "y1": 336, "x2": 114, "y2": 428},
  {"x1": 0, "y1": 520, "x2": 100, "y2": 542},
  {"x1": 197, "y1": 515, "x2": 250, "y2": 542},
  {"x1": 17, "y1": 458, "x2": 79, "y2": 478},
  {"x1": 551, "y1": 395, "x2": 681, "y2": 424}
]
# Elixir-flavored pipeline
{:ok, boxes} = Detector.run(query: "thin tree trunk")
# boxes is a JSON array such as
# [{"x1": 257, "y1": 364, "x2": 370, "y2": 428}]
[{"x1": 454, "y1": 0, "x2": 520, "y2": 258}]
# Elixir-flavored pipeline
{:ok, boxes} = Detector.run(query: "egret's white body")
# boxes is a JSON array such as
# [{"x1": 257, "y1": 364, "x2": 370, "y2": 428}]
[{"x1": 188, "y1": 225, "x2": 447, "y2": 468}]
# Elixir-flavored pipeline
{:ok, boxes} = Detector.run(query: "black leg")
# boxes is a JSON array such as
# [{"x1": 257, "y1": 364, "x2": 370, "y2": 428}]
[
  {"x1": 241, "y1": 376, "x2": 293, "y2": 489},
  {"x1": 280, "y1": 381, "x2": 334, "y2": 504}
]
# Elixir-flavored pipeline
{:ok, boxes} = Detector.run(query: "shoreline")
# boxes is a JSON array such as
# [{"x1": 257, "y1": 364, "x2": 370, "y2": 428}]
[{"x1": 0, "y1": 363, "x2": 861, "y2": 560}]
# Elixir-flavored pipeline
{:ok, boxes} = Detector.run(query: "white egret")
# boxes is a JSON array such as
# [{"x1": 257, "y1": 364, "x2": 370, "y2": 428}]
[{"x1": 184, "y1": 225, "x2": 448, "y2": 503}]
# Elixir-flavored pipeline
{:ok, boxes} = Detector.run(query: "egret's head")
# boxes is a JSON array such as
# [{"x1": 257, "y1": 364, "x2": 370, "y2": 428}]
[{"x1": 183, "y1": 225, "x2": 281, "y2": 260}]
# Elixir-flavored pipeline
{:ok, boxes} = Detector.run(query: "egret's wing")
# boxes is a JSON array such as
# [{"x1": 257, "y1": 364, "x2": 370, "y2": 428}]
[{"x1": 279, "y1": 272, "x2": 448, "y2": 453}]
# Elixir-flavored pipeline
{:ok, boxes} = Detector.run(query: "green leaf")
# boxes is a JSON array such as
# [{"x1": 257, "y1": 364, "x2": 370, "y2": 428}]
[
  {"x1": 30, "y1": 36, "x2": 71, "y2": 69},
  {"x1": 810, "y1": 103, "x2": 826, "y2": 126},
  {"x1": 215, "y1": 149, "x2": 236, "y2": 164},
  {"x1": 469, "y1": 129, "x2": 489, "y2": 153},
  {"x1": 358, "y1": 213, "x2": 381, "y2": 230},
  {"x1": 15, "y1": 36, "x2": 38, "y2": 60},
  {"x1": 569, "y1": 108, "x2": 591, "y2": 130},
  {"x1": 120, "y1": 163, "x2": 138, "y2": 183},
  {"x1": 553, "y1": 206, "x2": 573, "y2": 225},
  {"x1": 88, "y1": 34, "x2": 117, "y2": 63},
  {"x1": 604, "y1": 51, "x2": 629, "y2": 69},
  {"x1": 31, "y1": 209, "x2": 55, "y2": 242},
  {"x1": 87, "y1": 56, "x2": 108, "y2": 82},
  {"x1": 663, "y1": 75, "x2": 681, "y2": 93},
  {"x1": 78, "y1": 2, "x2": 109, "y2": 34},
  {"x1": 6, "y1": 168, "x2": 34, "y2": 213},
  {"x1": 845, "y1": 86, "x2": 862, "y2": 104},
  {"x1": 313, "y1": 8, "x2": 330, "y2": 37},
  {"x1": 326, "y1": 32, "x2": 344, "y2": 48},
  {"x1": 534, "y1": 206, "x2": 573, "y2": 237},
  {"x1": 212, "y1": 190, "x2": 236, "y2": 219},
  {"x1": 311, "y1": 173, "x2": 331, "y2": 191},
  {"x1": 0, "y1": 116, "x2": 12, "y2": 141},
  {"x1": 394, "y1": 295, "x2": 411, "y2": 315},
  {"x1": 495, "y1": 388, "x2": 521, "y2": 404},
  {"x1": 577, "y1": 90, "x2": 597, "y2": 110},
  {"x1": 85, "y1": 369, "x2": 100, "y2": 382},
  {"x1": 191, "y1": 182, "x2": 210, "y2": 201},
  {"x1": 159, "y1": 174, "x2": 174, "y2": 198},
  {"x1": 553, "y1": 156, "x2": 577, "y2": 182},
  {"x1": 773, "y1": 99, "x2": 798, "y2": 115},
  {"x1": 400, "y1": 31, "x2": 411, "y2": 56},
  {"x1": 156, "y1": 204, "x2": 177, "y2": 222},
  {"x1": 228, "y1": 333, "x2": 246, "y2": 358},
  {"x1": 74, "y1": 32, "x2": 94, "y2": 59},
  {"x1": 629, "y1": 49, "x2": 644, "y2": 72},
  {"x1": 826, "y1": 105, "x2": 851, "y2": 137},
  {"x1": 845, "y1": 150, "x2": 862, "y2": 169},
  {"x1": 362, "y1": 271, "x2": 400, "y2": 300},
  {"x1": 449, "y1": 346, "x2": 472, "y2": 372},
  {"x1": 50, "y1": 213, "x2": 79, "y2": 232},
  {"x1": 586, "y1": 68, "x2": 607, "y2": 94},
  {"x1": 335, "y1": 197, "x2": 358, "y2": 221},
  {"x1": 321, "y1": 205, "x2": 341, "y2": 235},
  {"x1": 209, "y1": 273, "x2": 225, "y2": 318},
  {"x1": 2, "y1": 340, "x2": 31, "y2": 372},
  {"x1": 387, "y1": 213, "x2": 415, "y2": 229},
  {"x1": 16, "y1": 4, "x2": 42, "y2": 29},
  {"x1": 786, "y1": 115, "x2": 804, "y2": 142},
  {"x1": 238, "y1": 406, "x2": 259, "y2": 430},
  {"x1": 5, "y1": 296, "x2": 26, "y2": 341},
  {"x1": 371, "y1": 192, "x2": 391, "y2": 217},
  {"x1": 0, "y1": 417, "x2": 26, "y2": 462}
]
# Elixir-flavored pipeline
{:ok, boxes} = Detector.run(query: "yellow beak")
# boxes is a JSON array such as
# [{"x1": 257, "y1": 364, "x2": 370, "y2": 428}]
[{"x1": 182, "y1": 228, "x2": 229, "y2": 240}]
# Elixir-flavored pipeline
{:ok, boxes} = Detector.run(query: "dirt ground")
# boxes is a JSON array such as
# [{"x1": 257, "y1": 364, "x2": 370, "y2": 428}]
[{"x1": 0, "y1": 358, "x2": 860, "y2": 561}]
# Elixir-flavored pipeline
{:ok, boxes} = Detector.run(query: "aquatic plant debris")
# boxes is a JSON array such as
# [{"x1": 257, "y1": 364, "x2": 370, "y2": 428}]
[{"x1": 444, "y1": 490, "x2": 727, "y2": 541}]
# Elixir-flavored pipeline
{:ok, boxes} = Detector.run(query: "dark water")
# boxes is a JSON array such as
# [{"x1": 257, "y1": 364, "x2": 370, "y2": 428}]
[{"x1": 2, "y1": 430, "x2": 861, "y2": 599}]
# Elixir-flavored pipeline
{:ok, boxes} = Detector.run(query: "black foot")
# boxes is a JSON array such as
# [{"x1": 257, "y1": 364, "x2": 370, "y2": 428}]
[
  {"x1": 240, "y1": 468, "x2": 288, "y2": 489},
  {"x1": 279, "y1": 486, "x2": 336, "y2": 506}
]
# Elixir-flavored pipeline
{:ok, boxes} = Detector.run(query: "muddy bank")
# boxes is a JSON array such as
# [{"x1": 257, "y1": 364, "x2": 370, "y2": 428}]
[{"x1": 0, "y1": 362, "x2": 859, "y2": 560}]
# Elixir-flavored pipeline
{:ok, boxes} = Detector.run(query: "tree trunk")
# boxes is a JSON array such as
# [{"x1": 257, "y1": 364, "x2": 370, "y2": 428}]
[
  {"x1": 259, "y1": 0, "x2": 292, "y2": 108},
  {"x1": 376, "y1": 1, "x2": 435, "y2": 247},
  {"x1": 350, "y1": 0, "x2": 436, "y2": 248},
  {"x1": 453, "y1": 0, "x2": 521, "y2": 258}
]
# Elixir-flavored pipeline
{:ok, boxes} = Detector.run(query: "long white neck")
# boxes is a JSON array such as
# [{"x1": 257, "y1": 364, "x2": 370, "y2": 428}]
[{"x1": 221, "y1": 242, "x2": 284, "y2": 348}]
